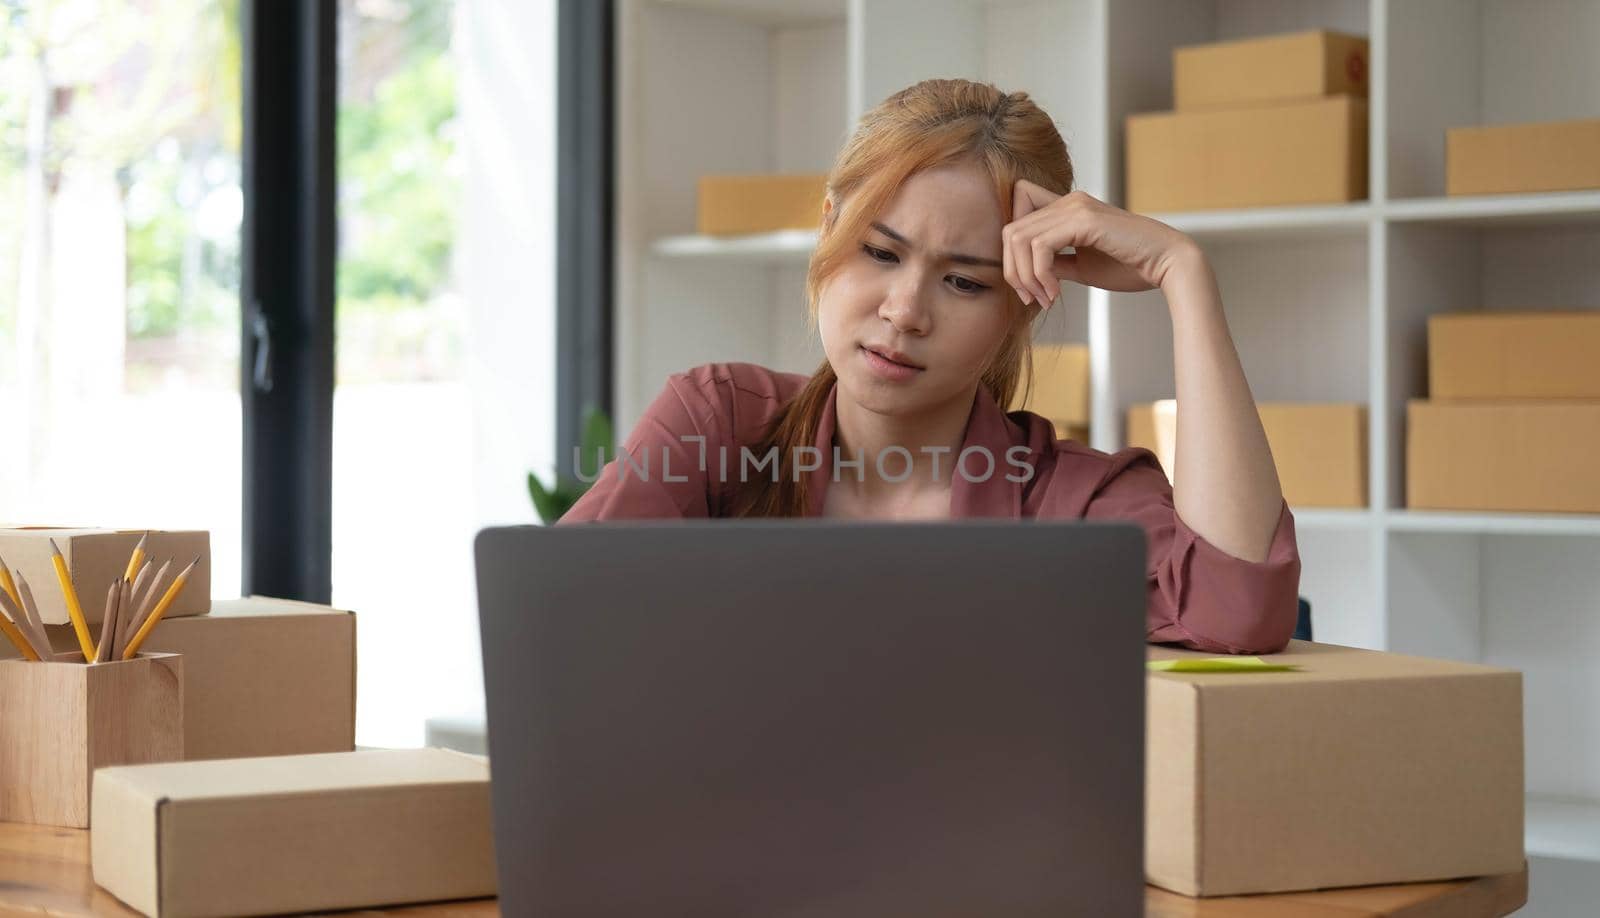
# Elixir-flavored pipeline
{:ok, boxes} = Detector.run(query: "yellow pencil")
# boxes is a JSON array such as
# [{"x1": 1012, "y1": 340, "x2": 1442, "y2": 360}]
[
  {"x1": 49, "y1": 538, "x2": 96, "y2": 659},
  {"x1": 123, "y1": 531, "x2": 149, "y2": 582},
  {"x1": 0, "y1": 550, "x2": 21, "y2": 613},
  {"x1": 123, "y1": 556, "x2": 198, "y2": 660},
  {"x1": 122, "y1": 559, "x2": 169, "y2": 653},
  {"x1": 0, "y1": 586, "x2": 40, "y2": 661}
]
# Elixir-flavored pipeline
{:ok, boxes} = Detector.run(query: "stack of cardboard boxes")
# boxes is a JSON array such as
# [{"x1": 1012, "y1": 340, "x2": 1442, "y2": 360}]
[
  {"x1": 1409, "y1": 312, "x2": 1600, "y2": 512},
  {"x1": 1126, "y1": 400, "x2": 1367, "y2": 508},
  {"x1": 0, "y1": 527, "x2": 499, "y2": 914},
  {"x1": 1126, "y1": 29, "x2": 1369, "y2": 212},
  {"x1": 0, "y1": 528, "x2": 357, "y2": 827}
]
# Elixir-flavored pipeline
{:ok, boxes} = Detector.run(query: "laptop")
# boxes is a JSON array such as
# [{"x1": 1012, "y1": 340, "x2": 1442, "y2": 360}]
[{"x1": 475, "y1": 519, "x2": 1147, "y2": 916}]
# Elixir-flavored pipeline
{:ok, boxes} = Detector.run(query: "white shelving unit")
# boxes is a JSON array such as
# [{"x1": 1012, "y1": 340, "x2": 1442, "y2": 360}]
[{"x1": 616, "y1": 2, "x2": 1600, "y2": 912}]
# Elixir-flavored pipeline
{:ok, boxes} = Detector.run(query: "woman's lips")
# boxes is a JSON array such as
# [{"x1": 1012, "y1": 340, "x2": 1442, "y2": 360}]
[{"x1": 861, "y1": 345, "x2": 923, "y2": 381}]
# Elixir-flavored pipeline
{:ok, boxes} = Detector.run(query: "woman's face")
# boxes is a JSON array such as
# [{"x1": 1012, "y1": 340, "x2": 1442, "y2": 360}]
[{"x1": 817, "y1": 162, "x2": 1016, "y2": 419}]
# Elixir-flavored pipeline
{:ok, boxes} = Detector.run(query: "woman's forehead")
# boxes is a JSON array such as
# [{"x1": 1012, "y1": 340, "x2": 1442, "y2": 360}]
[{"x1": 877, "y1": 167, "x2": 1004, "y2": 251}]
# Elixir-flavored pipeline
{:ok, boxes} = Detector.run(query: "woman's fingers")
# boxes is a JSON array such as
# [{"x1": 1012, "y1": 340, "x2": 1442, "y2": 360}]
[
  {"x1": 1006, "y1": 215, "x2": 1053, "y2": 305},
  {"x1": 1023, "y1": 216, "x2": 1090, "y2": 305},
  {"x1": 1002, "y1": 221, "x2": 1031, "y2": 305}
]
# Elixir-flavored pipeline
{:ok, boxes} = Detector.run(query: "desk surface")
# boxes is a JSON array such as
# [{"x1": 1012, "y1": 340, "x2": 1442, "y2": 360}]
[{"x1": 0, "y1": 822, "x2": 1526, "y2": 917}]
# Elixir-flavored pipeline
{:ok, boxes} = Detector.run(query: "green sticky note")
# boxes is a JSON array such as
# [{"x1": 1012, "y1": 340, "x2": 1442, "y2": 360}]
[{"x1": 1146, "y1": 656, "x2": 1299, "y2": 673}]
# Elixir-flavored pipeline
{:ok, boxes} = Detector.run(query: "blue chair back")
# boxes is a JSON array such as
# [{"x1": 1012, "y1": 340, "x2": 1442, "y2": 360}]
[{"x1": 1293, "y1": 596, "x2": 1313, "y2": 641}]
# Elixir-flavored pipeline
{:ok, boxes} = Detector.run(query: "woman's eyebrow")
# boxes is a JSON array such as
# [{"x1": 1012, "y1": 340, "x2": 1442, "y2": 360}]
[{"x1": 870, "y1": 221, "x2": 1002, "y2": 268}]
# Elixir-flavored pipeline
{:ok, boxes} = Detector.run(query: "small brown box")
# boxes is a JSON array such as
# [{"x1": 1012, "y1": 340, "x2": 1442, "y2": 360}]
[
  {"x1": 141, "y1": 596, "x2": 356, "y2": 760},
  {"x1": 1147, "y1": 640, "x2": 1523, "y2": 896},
  {"x1": 696, "y1": 174, "x2": 829, "y2": 236},
  {"x1": 1126, "y1": 95, "x2": 1367, "y2": 213},
  {"x1": 1011, "y1": 343, "x2": 1090, "y2": 426},
  {"x1": 1174, "y1": 29, "x2": 1369, "y2": 111},
  {"x1": 0, "y1": 652, "x2": 183, "y2": 828},
  {"x1": 1128, "y1": 401, "x2": 1367, "y2": 508},
  {"x1": 92, "y1": 748, "x2": 495, "y2": 917},
  {"x1": 0, "y1": 528, "x2": 210, "y2": 627},
  {"x1": 1447, "y1": 118, "x2": 1600, "y2": 196},
  {"x1": 1429, "y1": 312, "x2": 1600, "y2": 399},
  {"x1": 1407, "y1": 400, "x2": 1600, "y2": 512}
]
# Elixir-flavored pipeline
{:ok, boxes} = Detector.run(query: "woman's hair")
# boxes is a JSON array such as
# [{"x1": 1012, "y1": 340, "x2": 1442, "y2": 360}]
[{"x1": 727, "y1": 78, "x2": 1075, "y2": 517}]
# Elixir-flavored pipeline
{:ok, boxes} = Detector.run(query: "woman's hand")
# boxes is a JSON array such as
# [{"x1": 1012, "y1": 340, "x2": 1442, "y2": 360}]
[{"x1": 1002, "y1": 180, "x2": 1198, "y2": 307}]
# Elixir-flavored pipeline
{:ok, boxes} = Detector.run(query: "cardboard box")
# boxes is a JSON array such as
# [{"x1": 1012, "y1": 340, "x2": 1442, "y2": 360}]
[
  {"x1": 1175, "y1": 29, "x2": 1368, "y2": 111},
  {"x1": 0, "y1": 652, "x2": 183, "y2": 828},
  {"x1": 1050, "y1": 422, "x2": 1089, "y2": 443},
  {"x1": 697, "y1": 174, "x2": 828, "y2": 236},
  {"x1": 92, "y1": 748, "x2": 496, "y2": 917},
  {"x1": 2, "y1": 596, "x2": 358, "y2": 761},
  {"x1": 1447, "y1": 117, "x2": 1600, "y2": 196},
  {"x1": 1126, "y1": 401, "x2": 1178, "y2": 477},
  {"x1": 1146, "y1": 640, "x2": 1523, "y2": 896},
  {"x1": 1429, "y1": 311, "x2": 1600, "y2": 399},
  {"x1": 1407, "y1": 400, "x2": 1600, "y2": 512},
  {"x1": 1128, "y1": 400, "x2": 1367, "y2": 507},
  {"x1": 1126, "y1": 95, "x2": 1367, "y2": 212},
  {"x1": 1010, "y1": 343, "x2": 1090, "y2": 425},
  {"x1": 140, "y1": 596, "x2": 356, "y2": 760},
  {"x1": 0, "y1": 528, "x2": 210, "y2": 627}
]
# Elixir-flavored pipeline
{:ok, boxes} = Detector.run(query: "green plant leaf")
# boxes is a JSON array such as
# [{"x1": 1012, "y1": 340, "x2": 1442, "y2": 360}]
[{"x1": 527, "y1": 471, "x2": 561, "y2": 525}]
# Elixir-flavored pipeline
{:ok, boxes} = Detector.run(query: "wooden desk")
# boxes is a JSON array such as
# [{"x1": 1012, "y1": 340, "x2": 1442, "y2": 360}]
[{"x1": 1, "y1": 822, "x2": 1526, "y2": 917}]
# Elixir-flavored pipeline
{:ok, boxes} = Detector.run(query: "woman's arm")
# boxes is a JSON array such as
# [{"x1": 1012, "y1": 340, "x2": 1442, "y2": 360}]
[
  {"x1": 1162, "y1": 246, "x2": 1284, "y2": 562},
  {"x1": 1002, "y1": 182, "x2": 1287, "y2": 563}
]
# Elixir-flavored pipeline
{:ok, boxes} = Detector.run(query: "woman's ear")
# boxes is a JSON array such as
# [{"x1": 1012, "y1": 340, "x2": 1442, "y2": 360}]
[{"x1": 819, "y1": 194, "x2": 834, "y2": 240}]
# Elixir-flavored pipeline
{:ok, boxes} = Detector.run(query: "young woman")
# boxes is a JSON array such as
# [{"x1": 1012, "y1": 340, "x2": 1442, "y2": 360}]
[{"x1": 561, "y1": 79, "x2": 1300, "y2": 655}]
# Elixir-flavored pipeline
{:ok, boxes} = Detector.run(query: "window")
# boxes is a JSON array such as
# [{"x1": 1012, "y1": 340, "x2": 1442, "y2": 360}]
[
  {"x1": 0, "y1": 0, "x2": 243, "y2": 597},
  {"x1": 335, "y1": 0, "x2": 557, "y2": 747}
]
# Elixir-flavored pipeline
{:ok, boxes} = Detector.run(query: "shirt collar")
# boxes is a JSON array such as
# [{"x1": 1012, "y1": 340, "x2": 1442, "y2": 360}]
[{"x1": 807, "y1": 379, "x2": 1025, "y2": 519}]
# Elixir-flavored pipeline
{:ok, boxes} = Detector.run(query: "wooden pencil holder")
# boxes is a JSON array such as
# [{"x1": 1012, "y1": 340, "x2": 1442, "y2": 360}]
[{"x1": 0, "y1": 651, "x2": 183, "y2": 828}]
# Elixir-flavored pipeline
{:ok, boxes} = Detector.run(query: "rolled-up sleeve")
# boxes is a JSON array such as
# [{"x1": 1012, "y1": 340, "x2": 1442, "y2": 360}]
[
  {"x1": 558, "y1": 371, "x2": 719, "y2": 523},
  {"x1": 1083, "y1": 448, "x2": 1302, "y2": 654}
]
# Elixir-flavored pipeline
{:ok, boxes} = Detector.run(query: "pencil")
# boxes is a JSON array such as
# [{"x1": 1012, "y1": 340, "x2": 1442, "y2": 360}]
[
  {"x1": 49, "y1": 538, "x2": 96, "y2": 660},
  {"x1": 14, "y1": 573, "x2": 55, "y2": 663},
  {"x1": 123, "y1": 560, "x2": 154, "y2": 659},
  {"x1": 94, "y1": 582, "x2": 119, "y2": 664},
  {"x1": 115, "y1": 576, "x2": 134, "y2": 660},
  {"x1": 123, "y1": 532, "x2": 149, "y2": 582},
  {"x1": 0, "y1": 550, "x2": 21, "y2": 613},
  {"x1": 0, "y1": 585, "x2": 40, "y2": 661},
  {"x1": 123, "y1": 556, "x2": 198, "y2": 660},
  {"x1": 122, "y1": 559, "x2": 169, "y2": 655}
]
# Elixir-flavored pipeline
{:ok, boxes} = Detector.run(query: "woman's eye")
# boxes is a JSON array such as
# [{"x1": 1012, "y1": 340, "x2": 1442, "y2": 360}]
[
  {"x1": 949, "y1": 276, "x2": 986, "y2": 294},
  {"x1": 862, "y1": 243, "x2": 896, "y2": 263}
]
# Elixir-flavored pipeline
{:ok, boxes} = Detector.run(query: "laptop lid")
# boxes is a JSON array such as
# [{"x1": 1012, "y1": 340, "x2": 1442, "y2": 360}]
[{"x1": 476, "y1": 519, "x2": 1147, "y2": 916}]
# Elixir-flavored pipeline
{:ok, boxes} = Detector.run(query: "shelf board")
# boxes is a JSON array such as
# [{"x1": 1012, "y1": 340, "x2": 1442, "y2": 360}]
[
  {"x1": 1145, "y1": 202, "x2": 1373, "y2": 242},
  {"x1": 651, "y1": 230, "x2": 818, "y2": 263},
  {"x1": 1384, "y1": 510, "x2": 1600, "y2": 537},
  {"x1": 654, "y1": 0, "x2": 847, "y2": 27},
  {"x1": 1386, "y1": 191, "x2": 1600, "y2": 228},
  {"x1": 1527, "y1": 795, "x2": 1600, "y2": 863},
  {"x1": 1290, "y1": 508, "x2": 1373, "y2": 530}
]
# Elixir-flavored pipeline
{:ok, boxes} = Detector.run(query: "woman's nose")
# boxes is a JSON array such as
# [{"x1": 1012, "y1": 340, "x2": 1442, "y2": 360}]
[{"x1": 879, "y1": 275, "x2": 931, "y2": 334}]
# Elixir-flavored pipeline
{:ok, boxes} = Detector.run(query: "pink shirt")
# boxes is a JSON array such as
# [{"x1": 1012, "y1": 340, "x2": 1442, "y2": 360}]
[{"x1": 560, "y1": 362, "x2": 1302, "y2": 655}]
